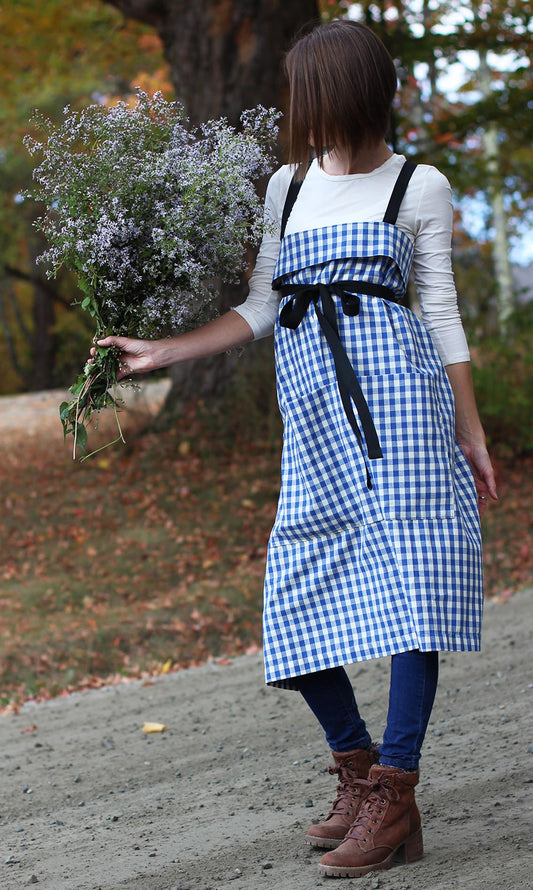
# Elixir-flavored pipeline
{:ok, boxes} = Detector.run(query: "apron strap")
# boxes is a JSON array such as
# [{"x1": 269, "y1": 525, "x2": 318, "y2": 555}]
[
  {"x1": 383, "y1": 160, "x2": 417, "y2": 225},
  {"x1": 280, "y1": 158, "x2": 313, "y2": 241}
]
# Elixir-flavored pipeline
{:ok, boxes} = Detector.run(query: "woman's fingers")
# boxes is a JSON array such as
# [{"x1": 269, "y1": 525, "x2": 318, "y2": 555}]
[
  {"x1": 96, "y1": 335, "x2": 126, "y2": 348},
  {"x1": 88, "y1": 335, "x2": 155, "y2": 377},
  {"x1": 459, "y1": 441, "x2": 498, "y2": 516},
  {"x1": 88, "y1": 336, "x2": 133, "y2": 370},
  {"x1": 476, "y1": 464, "x2": 497, "y2": 516},
  {"x1": 476, "y1": 454, "x2": 498, "y2": 502}
]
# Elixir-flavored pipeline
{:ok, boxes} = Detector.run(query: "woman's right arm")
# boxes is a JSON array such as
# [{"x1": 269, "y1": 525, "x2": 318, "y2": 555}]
[{"x1": 95, "y1": 310, "x2": 255, "y2": 380}]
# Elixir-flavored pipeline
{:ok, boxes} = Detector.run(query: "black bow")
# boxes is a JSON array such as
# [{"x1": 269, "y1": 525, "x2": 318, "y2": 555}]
[{"x1": 280, "y1": 282, "x2": 361, "y2": 329}]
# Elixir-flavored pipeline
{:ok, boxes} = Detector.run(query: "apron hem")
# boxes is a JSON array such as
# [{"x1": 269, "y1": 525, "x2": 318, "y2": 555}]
[{"x1": 265, "y1": 636, "x2": 482, "y2": 690}]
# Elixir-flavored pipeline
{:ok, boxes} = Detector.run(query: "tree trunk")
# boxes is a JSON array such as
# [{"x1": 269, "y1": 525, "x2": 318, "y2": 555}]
[
  {"x1": 106, "y1": 0, "x2": 318, "y2": 417},
  {"x1": 478, "y1": 46, "x2": 514, "y2": 332},
  {"x1": 483, "y1": 125, "x2": 514, "y2": 330},
  {"x1": 108, "y1": 0, "x2": 317, "y2": 126},
  {"x1": 28, "y1": 246, "x2": 56, "y2": 390}
]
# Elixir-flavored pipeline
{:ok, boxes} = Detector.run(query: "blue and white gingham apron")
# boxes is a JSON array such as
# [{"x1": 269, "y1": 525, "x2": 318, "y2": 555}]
[{"x1": 262, "y1": 174, "x2": 483, "y2": 689}]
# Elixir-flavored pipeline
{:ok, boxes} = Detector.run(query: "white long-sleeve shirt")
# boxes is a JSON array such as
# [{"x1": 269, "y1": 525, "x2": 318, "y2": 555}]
[{"x1": 233, "y1": 154, "x2": 469, "y2": 366}]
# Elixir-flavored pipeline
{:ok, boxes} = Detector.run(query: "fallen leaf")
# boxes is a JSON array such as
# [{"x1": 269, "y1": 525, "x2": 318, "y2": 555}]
[
  {"x1": 142, "y1": 722, "x2": 167, "y2": 733},
  {"x1": 240, "y1": 498, "x2": 256, "y2": 510}
]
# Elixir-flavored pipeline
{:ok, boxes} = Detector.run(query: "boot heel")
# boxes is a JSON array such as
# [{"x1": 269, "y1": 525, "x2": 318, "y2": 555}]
[{"x1": 400, "y1": 827, "x2": 423, "y2": 863}]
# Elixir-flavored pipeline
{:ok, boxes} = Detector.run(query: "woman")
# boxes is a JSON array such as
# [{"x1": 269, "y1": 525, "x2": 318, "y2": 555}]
[{"x1": 95, "y1": 21, "x2": 497, "y2": 878}]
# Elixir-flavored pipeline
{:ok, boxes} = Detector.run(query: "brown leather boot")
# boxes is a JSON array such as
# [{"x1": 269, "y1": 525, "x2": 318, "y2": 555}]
[
  {"x1": 306, "y1": 745, "x2": 379, "y2": 850},
  {"x1": 318, "y1": 764, "x2": 423, "y2": 876}
]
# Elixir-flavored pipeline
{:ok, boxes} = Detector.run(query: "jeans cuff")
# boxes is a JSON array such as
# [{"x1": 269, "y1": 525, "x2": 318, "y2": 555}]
[{"x1": 378, "y1": 754, "x2": 419, "y2": 771}]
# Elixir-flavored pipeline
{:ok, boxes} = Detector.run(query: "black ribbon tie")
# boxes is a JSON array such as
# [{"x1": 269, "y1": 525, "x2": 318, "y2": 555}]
[{"x1": 278, "y1": 280, "x2": 402, "y2": 484}]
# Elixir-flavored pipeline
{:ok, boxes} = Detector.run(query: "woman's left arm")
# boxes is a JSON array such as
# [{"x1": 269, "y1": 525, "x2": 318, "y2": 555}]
[
  {"x1": 445, "y1": 360, "x2": 498, "y2": 515},
  {"x1": 410, "y1": 167, "x2": 497, "y2": 515}
]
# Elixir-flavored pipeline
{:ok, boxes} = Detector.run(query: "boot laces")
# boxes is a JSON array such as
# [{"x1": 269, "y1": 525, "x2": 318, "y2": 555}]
[
  {"x1": 326, "y1": 763, "x2": 368, "y2": 817},
  {"x1": 343, "y1": 776, "x2": 400, "y2": 840}
]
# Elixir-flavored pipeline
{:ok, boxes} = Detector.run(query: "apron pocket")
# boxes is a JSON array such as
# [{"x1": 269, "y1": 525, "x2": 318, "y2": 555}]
[
  {"x1": 282, "y1": 383, "x2": 381, "y2": 532},
  {"x1": 363, "y1": 370, "x2": 457, "y2": 520}
]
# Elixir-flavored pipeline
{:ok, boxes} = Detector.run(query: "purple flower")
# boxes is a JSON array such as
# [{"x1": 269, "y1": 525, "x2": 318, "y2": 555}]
[{"x1": 26, "y1": 90, "x2": 280, "y2": 339}]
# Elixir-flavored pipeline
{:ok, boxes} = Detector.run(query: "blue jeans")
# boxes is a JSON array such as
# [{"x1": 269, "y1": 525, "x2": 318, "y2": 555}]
[{"x1": 294, "y1": 650, "x2": 439, "y2": 771}]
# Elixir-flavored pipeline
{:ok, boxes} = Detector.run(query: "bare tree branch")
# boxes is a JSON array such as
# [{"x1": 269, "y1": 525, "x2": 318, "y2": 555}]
[{"x1": 4, "y1": 264, "x2": 72, "y2": 309}]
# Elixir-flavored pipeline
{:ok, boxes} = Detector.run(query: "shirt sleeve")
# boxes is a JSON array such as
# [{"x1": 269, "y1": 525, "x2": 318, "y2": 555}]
[
  {"x1": 231, "y1": 166, "x2": 291, "y2": 340},
  {"x1": 412, "y1": 167, "x2": 470, "y2": 365}
]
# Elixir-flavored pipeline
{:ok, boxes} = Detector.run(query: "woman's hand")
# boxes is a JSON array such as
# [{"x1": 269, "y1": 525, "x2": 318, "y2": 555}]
[
  {"x1": 90, "y1": 336, "x2": 162, "y2": 380},
  {"x1": 456, "y1": 438, "x2": 498, "y2": 517},
  {"x1": 445, "y1": 361, "x2": 498, "y2": 517}
]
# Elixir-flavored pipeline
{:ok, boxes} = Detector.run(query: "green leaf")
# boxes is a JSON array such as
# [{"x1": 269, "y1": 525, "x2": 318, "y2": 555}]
[
  {"x1": 69, "y1": 378, "x2": 85, "y2": 396},
  {"x1": 59, "y1": 400, "x2": 70, "y2": 420},
  {"x1": 74, "y1": 422, "x2": 88, "y2": 455}
]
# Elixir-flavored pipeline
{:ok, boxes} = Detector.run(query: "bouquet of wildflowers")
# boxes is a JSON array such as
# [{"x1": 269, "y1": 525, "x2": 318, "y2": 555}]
[{"x1": 25, "y1": 90, "x2": 279, "y2": 458}]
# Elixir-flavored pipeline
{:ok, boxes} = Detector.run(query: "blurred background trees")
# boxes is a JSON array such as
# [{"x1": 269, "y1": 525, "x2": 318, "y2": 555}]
[
  {"x1": 0, "y1": 0, "x2": 172, "y2": 392},
  {"x1": 1, "y1": 0, "x2": 532, "y2": 452}
]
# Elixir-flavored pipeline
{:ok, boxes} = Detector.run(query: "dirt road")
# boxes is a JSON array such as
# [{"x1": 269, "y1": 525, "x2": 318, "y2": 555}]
[{"x1": 1, "y1": 585, "x2": 531, "y2": 890}]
